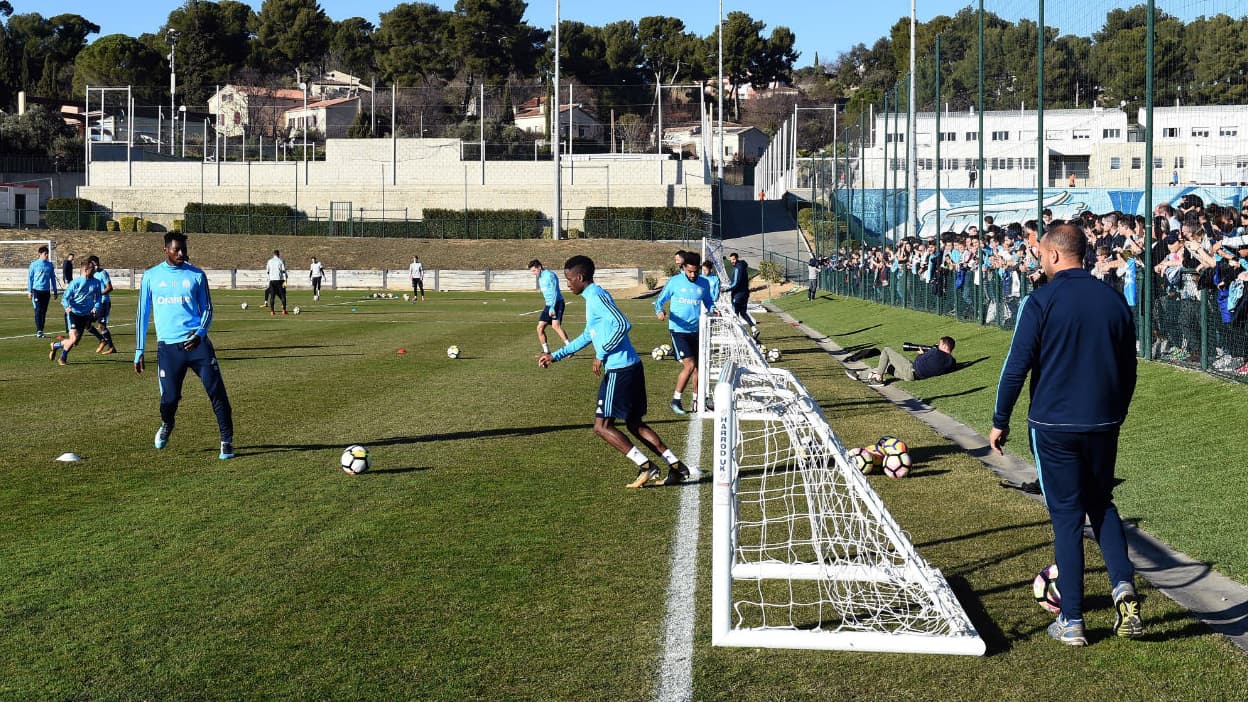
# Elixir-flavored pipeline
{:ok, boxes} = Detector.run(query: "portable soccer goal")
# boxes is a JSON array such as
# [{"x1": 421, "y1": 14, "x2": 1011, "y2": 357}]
[{"x1": 711, "y1": 362, "x2": 986, "y2": 655}]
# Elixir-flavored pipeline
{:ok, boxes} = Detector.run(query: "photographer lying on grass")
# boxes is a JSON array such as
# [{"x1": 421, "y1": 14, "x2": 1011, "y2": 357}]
[{"x1": 847, "y1": 336, "x2": 957, "y2": 387}]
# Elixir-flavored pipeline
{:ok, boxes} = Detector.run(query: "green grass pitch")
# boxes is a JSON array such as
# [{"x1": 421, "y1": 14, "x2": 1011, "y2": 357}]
[{"x1": 1, "y1": 289, "x2": 1246, "y2": 700}]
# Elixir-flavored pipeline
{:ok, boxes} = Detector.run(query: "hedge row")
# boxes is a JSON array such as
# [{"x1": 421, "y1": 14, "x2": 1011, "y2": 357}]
[
  {"x1": 182, "y1": 203, "x2": 296, "y2": 235},
  {"x1": 582, "y1": 207, "x2": 707, "y2": 240},
  {"x1": 422, "y1": 208, "x2": 545, "y2": 239},
  {"x1": 45, "y1": 198, "x2": 102, "y2": 230}
]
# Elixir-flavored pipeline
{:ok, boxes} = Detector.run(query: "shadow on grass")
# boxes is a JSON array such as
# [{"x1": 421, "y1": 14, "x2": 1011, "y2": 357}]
[
  {"x1": 946, "y1": 574, "x2": 1012, "y2": 655},
  {"x1": 221, "y1": 343, "x2": 354, "y2": 351},
  {"x1": 366, "y1": 466, "x2": 433, "y2": 476},
  {"x1": 832, "y1": 324, "x2": 882, "y2": 337},
  {"x1": 220, "y1": 352, "x2": 365, "y2": 361},
  {"x1": 245, "y1": 422, "x2": 590, "y2": 455},
  {"x1": 902, "y1": 386, "x2": 988, "y2": 405}
]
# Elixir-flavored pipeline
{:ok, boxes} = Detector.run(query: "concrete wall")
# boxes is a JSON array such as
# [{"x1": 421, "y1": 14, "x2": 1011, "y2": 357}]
[
  {"x1": 77, "y1": 137, "x2": 714, "y2": 229},
  {"x1": 0, "y1": 267, "x2": 659, "y2": 293}
]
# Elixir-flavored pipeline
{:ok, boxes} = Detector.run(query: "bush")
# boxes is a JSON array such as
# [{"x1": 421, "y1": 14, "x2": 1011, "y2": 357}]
[
  {"x1": 182, "y1": 203, "x2": 297, "y2": 235},
  {"x1": 662, "y1": 262, "x2": 680, "y2": 277},
  {"x1": 582, "y1": 207, "x2": 707, "y2": 240},
  {"x1": 119, "y1": 216, "x2": 139, "y2": 232},
  {"x1": 644, "y1": 275, "x2": 658, "y2": 290},
  {"x1": 757, "y1": 260, "x2": 785, "y2": 284},
  {"x1": 172, "y1": 219, "x2": 184, "y2": 233},
  {"x1": 106, "y1": 219, "x2": 119, "y2": 231},
  {"x1": 421, "y1": 208, "x2": 544, "y2": 239},
  {"x1": 44, "y1": 197, "x2": 101, "y2": 230}
]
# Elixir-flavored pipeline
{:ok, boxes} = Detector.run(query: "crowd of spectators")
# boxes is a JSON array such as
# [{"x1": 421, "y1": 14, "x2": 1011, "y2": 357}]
[{"x1": 815, "y1": 193, "x2": 1248, "y2": 374}]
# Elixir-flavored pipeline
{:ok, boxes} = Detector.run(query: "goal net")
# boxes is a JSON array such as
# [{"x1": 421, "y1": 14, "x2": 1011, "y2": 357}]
[
  {"x1": 0, "y1": 239, "x2": 55, "y2": 291},
  {"x1": 711, "y1": 362, "x2": 986, "y2": 655}
]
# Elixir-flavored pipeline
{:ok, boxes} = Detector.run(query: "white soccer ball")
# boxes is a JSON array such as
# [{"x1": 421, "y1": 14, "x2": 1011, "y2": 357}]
[
  {"x1": 661, "y1": 344, "x2": 672, "y2": 353},
  {"x1": 292, "y1": 306, "x2": 301, "y2": 315},
  {"x1": 447, "y1": 345, "x2": 460, "y2": 359},
  {"x1": 403, "y1": 294, "x2": 410, "y2": 301},
  {"x1": 651, "y1": 346, "x2": 667, "y2": 361},
  {"x1": 766, "y1": 347, "x2": 782, "y2": 363},
  {"x1": 240, "y1": 302, "x2": 248, "y2": 310},
  {"x1": 340, "y1": 445, "x2": 370, "y2": 474}
]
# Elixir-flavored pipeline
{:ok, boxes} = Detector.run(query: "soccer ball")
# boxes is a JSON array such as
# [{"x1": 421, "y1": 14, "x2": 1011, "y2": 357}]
[
  {"x1": 766, "y1": 347, "x2": 783, "y2": 363},
  {"x1": 240, "y1": 302, "x2": 248, "y2": 310},
  {"x1": 876, "y1": 435, "x2": 909, "y2": 456},
  {"x1": 661, "y1": 344, "x2": 672, "y2": 354},
  {"x1": 340, "y1": 445, "x2": 370, "y2": 474},
  {"x1": 651, "y1": 346, "x2": 668, "y2": 361},
  {"x1": 882, "y1": 452, "x2": 912, "y2": 478},
  {"x1": 292, "y1": 306, "x2": 301, "y2": 315},
  {"x1": 447, "y1": 345, "x2": 460, "y2": 359},
  {"x1": 845, "y1": 447, "x2": 878, "y2": 475},
  {"x1": 403, "y1": 294, "x2": 410, "y2": 301},
  {"x1": 1033, "y1": 564, "x2": 1062, "y2": 614}
]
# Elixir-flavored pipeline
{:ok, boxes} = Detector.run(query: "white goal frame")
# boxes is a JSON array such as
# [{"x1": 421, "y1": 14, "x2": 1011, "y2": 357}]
[{"x1": 711, "y1": 362, "x2": 986, "y2": 656}]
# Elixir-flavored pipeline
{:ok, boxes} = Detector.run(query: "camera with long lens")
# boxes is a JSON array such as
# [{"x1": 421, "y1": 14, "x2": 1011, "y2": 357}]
[{"x1": 902, "y1": 341, "x2": 934, "y2": 353}]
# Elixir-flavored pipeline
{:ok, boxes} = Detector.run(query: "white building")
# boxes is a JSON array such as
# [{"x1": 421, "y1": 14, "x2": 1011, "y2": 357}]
[
  {"x1": 0, "y1": 183, "x2": 41, "y2": 226},
  {"x1": 859, "y1": 103, "x2": 1248, "y2": 189},
  {"x1": 208, "y1": 85, "x2": 305, "y2": 138},
  {"x1": 513, "y1": 97, "x2": 605, "y2": 142},
  {"x1": 284, "y1": 97, "x2": 362, "y2": 139}
]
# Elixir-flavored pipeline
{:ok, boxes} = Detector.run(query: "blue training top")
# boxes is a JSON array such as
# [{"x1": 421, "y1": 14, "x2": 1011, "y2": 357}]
[
  {"x1": 537, "y1": 268, "x2": 563, "y2": 315},
  {"x1": 654, "y1": 273, "x2": 713, "y2": 333},
  {"x1": 701, "y1": 273, "x2": 721, "y2": 300},
  {"x1": 61, "y1": 275, "x2": 102, "y2": 316},
  {"x1": 551, "y1": 282, "x2": 640, "y2": 370},
  {"x1": 93, "y1": 268, "x2": 112, "y2": 304},
  {"x1": 993, "y1": 267, "x2": 1137, "y2": 433},
  {"x1": 27, "y1": 259, "x2": 58, "y2": 294},
  {"x1": 134, "y1": 260, "x2": 215, "y2": 361}
]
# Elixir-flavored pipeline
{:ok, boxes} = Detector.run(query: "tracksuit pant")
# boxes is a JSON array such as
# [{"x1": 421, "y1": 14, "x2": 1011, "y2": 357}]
[{"x1": 156, "y1": 338, "x2": 234, "y2": 443}]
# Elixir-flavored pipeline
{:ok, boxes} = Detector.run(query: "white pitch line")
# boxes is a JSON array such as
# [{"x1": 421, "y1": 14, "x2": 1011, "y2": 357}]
[
  {"x1": 518, "y1": 309, "x2": 544, "y2": 317},
  {"x1": 0, "y1": 322, "x2": 135, "y2": 342},
  {"x1": 654, "y1": 415, "x2": 702, "y2": 702}
]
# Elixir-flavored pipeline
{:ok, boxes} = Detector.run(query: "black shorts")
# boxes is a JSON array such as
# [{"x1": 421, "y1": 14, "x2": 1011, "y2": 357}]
[
  {"x1": 67, "y1": 312, "x2": 93, "y2": 335},
  {"x1": 669, "y1": 331, "x2": 698, "y2": 364},
  {"x1": 596, "y1": 362, "x2": 647, "y2": 421},
  {"x1": 539, "y1": 299, "x2": 566, "y2": 324},
  {"x1": 96, "y1": 300, "x2": 112, "y2": 324}
]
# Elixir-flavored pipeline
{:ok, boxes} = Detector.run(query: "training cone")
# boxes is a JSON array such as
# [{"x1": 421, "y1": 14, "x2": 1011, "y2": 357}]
[
  {"x1": 397, "y1": 348, "x2": 407, "y2": 355},
  {"x1": 56, "y1": 452, "x2": 81, "y2": 462}
]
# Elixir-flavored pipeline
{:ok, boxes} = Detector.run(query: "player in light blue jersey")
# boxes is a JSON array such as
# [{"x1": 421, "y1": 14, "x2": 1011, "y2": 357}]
[
  {"x1": 700, "y1": 260, "x2": 721, "y2": 300},
  {"x1": 27, "y1": 245, "x2": 59, "y2": 337},
  {"x1": 655, "y1": 251, "x2": 714, "y2": 414},
  {"x1": 538, "y1": 255, "x2": 695, "y2": 487},
  {"x1": 529, "y1": 259, "x2": 570, "y2": 353},
  {"x1": 134, "y1": 232, "x2": 235, "y2": 460},
  {"x1": 87, "y1": 255, "x2": 118, "y2": 354},
  {"x1": 48, "y1": 257, "x2": 102, "y2": 365}
]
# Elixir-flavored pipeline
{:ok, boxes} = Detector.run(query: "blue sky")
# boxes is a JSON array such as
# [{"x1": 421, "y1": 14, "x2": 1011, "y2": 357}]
[{"x1": 18, "y1": 0, "x2": 998, "y2": 68}]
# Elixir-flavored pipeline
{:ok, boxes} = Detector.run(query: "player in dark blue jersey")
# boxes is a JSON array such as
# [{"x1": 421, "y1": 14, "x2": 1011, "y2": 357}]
[
  {"x1": 538, "y1": 255, "x2": 696, "y2": 488},
  {"x1": 134, "y1": 232, "x2": 235, "y2": 460}
]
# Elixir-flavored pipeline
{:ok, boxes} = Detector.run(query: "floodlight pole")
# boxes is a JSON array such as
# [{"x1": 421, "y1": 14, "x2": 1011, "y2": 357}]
[
  {"x1": 552, "y1": 0, "x2": 562, "y2": 240},
  {"x1": 168, "y1": 30, "x2": 178, "y2": 155},
  {"x1": 717, "y1": 0, "x2": 724, "y2": 181},
  {"x1": 908, "y1": 0, "x2": 918, "y2": 239}
]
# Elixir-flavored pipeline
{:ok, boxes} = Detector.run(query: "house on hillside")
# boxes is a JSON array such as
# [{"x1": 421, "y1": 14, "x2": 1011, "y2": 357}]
[
  {"x1": 284, "y1": 97, "x2": 362, "y2": 139},
  {"x1": 309, "y1": 71, "x2": 371, "y2": 100},
  {"x1": 513, "y1": 96, "x2": 605, "y2": 143},
  {"x1": 664, "y1": 123, "x2": 769, "y2": 163},
  {"x1": 208, "y1": 85, "x2": 305, "y2": 138}
]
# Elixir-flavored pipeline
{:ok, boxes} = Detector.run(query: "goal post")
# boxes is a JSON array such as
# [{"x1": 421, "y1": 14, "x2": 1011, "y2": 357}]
[{"x1": 711, "y1": 362, "x2": 986, "y2": 656}]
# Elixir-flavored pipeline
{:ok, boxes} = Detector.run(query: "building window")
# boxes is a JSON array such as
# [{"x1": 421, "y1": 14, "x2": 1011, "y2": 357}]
[
  {"x1": 1131, "y1": 157, "x2": 1142, "y2": 170},
  {"x1": 991, "y1": 131, "x2": 1009, "y2": 141},
  {"x1": 1103, "y1": 128, "x2": 1121, "y2": 139},
  {"x1": 1072, "y1": 129, "x2": 1091, "y2": 140},
  {"x1": 963, "y1": 158, "x2": 976, "y2": 170},
  {"x1": 939, "y1": 131, "x2": 956, "y2": 142},
  {"x1": 1192, "y1": 127, "x2": 1210, "y2": 138},
  {"x1": 1046, "y1": 130, "x2": 1065, "y2": 140},
  {"x1": 1022, "y1": 157, "x2": 1036, "y2": 170},
  {"x1": 1220, "y1": 126, "x2": 1238, "y2": 138},
  {"x1": 1162, "y1": 127, "x2": 1179, "y2": 138},
  {"x1": 965, "y1": 131, "x2": 978, "y2": 141},
  {"x1": 1153, "y1": 158, "x2": 1163, "y2": 169},
  {"x1": 1110, "y1": 157, "x2": 1122, "y2": 170},
  {"x1": 885, "y1": 133, "x2": 906, "y2": 143},
  {"x1": 1174, "y1": 156, "x2": 1185, "y2": 169}
]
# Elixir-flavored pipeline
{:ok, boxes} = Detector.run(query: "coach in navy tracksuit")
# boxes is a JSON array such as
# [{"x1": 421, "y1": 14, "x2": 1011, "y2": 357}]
[{"x1": 990, "y1": 223, "x2": 1143, "y2": 646}]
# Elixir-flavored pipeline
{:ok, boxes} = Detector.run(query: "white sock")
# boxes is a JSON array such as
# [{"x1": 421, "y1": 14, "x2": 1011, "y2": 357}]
[
  {"x1": 661, "y1": 449, "x2": 679, "y2": 465},
  {"x1": 673, "y1": 391, "x2": 682, "y2": 401},
  {"x1": 541, "y1": 343, "x2": 550, "y2": 353},
  {"x1": 626, "y1": 446, "x2": 648, "y2": 467}
]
